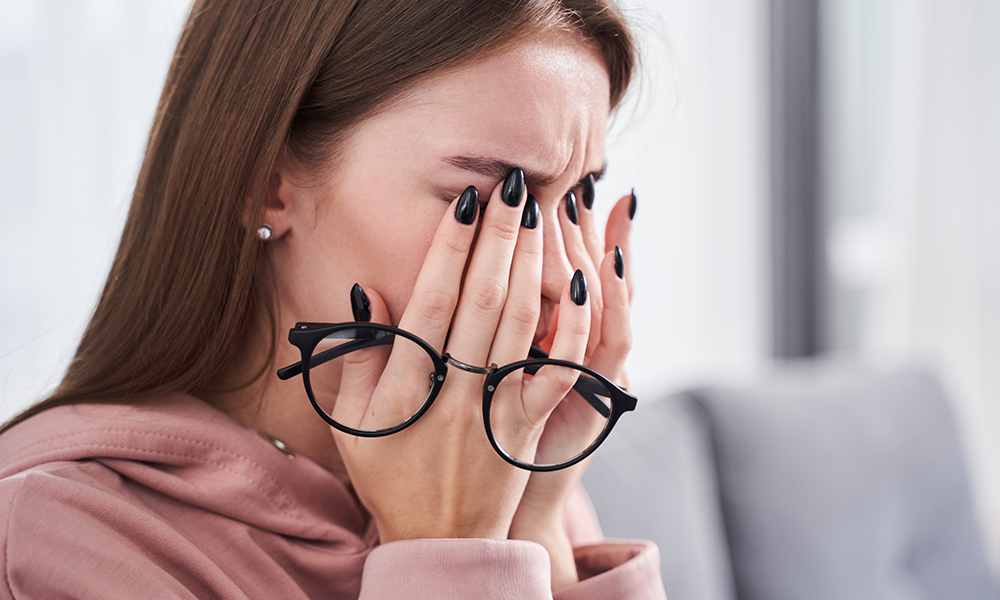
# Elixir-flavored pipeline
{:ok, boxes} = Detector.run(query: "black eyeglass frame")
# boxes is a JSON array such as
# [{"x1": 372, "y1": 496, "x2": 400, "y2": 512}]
[{"x1": 279, "y1": 322, "x2": 637, "y2": 472}]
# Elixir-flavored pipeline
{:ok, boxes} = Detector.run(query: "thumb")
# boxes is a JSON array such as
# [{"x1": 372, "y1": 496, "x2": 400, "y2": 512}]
[
  {"x1": 333, "y1": 283, "x2": 393, "y2": 430},
  {"x1": 350, "y1": 282, "x2": 391, "y2": 325}
]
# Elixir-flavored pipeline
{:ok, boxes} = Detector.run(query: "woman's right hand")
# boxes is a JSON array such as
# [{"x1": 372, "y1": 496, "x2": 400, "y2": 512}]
[{"x1": 330, "y1": 168, "x2": 594, "y2": 543}]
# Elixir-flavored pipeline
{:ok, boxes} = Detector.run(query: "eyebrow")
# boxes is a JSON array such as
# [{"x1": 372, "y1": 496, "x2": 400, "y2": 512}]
[{"x1": 443, "y1": 155, "x2": 607, "y2": 190}]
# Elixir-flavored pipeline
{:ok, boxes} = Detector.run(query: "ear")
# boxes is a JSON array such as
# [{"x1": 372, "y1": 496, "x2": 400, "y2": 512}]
[{"x1": 243, "y1": 152, "x2": 296, "y2": 241}]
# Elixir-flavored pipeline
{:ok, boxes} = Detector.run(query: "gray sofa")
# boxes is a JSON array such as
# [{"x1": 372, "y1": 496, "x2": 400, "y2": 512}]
[{"x1": 584, "y1": 366, "x2": 999, "y2": 600}]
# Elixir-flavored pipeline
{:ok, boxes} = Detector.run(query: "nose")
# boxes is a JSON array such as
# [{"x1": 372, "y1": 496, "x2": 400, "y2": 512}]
[{"x1": 539, "y1": 201, "x2": 574, "y2": 303}]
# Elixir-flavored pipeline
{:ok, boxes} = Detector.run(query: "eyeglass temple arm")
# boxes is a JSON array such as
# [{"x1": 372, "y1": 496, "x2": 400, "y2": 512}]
[
  {"x1": 277, "y1": 332, "x2": 394, "y2": 380},
  {"x1": 527, "y1": 346, "x2": 612, "y2": 418}
]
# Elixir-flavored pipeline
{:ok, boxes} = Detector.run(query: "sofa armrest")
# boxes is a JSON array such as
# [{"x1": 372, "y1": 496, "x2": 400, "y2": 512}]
[{"x1": 583, "y1": 394, "x2": 737, "y2": 600}]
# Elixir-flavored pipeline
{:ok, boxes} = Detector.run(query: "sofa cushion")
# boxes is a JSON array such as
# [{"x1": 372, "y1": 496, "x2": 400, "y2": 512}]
[
  {"x1": 584, "y1": 394, "x2": 737, "y2": 600},
  {"x1": 687, "y1": 368, "x2": 998, "y2": 600}
]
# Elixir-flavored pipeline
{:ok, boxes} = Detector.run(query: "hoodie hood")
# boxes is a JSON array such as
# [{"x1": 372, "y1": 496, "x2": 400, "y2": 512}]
[{"x1": 0, "y1": 394, "x2": 371, "y2": 543}]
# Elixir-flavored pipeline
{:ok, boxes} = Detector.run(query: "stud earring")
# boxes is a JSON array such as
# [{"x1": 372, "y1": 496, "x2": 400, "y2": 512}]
[{"x1": 257, "y1": 224, "x2": 274, "y2": 241}]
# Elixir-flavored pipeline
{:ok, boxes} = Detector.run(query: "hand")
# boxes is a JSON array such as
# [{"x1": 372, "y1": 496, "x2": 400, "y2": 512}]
[
  {"x1": 331, "y1": 169, "x2": 598, "y2": 544},
  {"x1": 508, "y1": 187, "x2": 635, "y2": 591}
]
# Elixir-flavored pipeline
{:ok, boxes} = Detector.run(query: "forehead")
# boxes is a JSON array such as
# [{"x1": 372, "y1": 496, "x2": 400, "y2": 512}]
[{"x1": 375, "y1": 32, "x2": 612, "y2": 188}]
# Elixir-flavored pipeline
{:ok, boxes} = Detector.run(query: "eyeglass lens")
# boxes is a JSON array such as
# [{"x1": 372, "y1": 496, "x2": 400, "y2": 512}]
[
  {"x1": 307, "y1": 329, "x2": 436, "y2": 433},
  {"x1": 488, "y1": 364, "x2": 613, "y2": 468}
]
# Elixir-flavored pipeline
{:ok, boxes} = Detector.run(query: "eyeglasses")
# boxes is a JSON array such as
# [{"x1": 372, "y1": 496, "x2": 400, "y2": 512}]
[{"x1": 277, "y1": 322, "x2": 636, "y2": 471}]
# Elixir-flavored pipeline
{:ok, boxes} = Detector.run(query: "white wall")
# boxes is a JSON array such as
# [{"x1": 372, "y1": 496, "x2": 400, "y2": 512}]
[
  {"x1": 0, "y1": 0, "x2": 773, "y2": 421},
  {"x1": 602, "y1": 0, "x2": 772, "y2": 398},
  {"x1": 0, "y1": 1, "x2": 191, "y2": 419},
  {"x1": 823, "y1": 0, "x2": 1000, "y2": 563}
]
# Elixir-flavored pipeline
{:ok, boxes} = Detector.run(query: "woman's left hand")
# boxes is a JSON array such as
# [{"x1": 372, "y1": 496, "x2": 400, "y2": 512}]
[{"x1": 507, "y1": 188, "x2": 635, "y2": 591}]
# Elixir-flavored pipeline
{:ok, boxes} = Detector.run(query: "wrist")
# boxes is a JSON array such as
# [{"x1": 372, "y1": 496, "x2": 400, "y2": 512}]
[
  {"x1": 371, "y1": 496, "x2": 517, "y2": 543},
  {"x1": 377, "y1": 515, "x2": 511, "y2": 543},
  {"x1": 509, "y1": 515, "x2": 579, "y2": 591}
]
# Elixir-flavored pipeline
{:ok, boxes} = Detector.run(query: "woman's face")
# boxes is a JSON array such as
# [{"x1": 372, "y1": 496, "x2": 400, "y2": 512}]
[{"x1": 272, "y1": 31, "x2": 611, "y2": 348}]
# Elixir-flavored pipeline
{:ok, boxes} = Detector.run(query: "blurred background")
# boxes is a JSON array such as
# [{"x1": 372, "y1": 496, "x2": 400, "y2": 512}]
[{"x1": 1, "y1": 0, "x2": 997, "y2": 585}]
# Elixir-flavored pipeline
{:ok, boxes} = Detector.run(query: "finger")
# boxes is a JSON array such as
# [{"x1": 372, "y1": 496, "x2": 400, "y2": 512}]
[
  {"x1": 604, "y1": 190, "x2": 636, "y2": 301},
  {"x1": 396, "y1": 186, "x2": 480, "y2": 352},
  {"x1": 560, "y1": 191, "x2": 603, "y2": 359},
  {"x1": 577, "y1": 175, "x2": 606, "y2": 268},
  {"x1": 445, "y1": 168, "x2": 526, "y2": 371},
  {"x1": 371, "y1": 186, "x2": 480, "y2": 431},
  {"x1": 521, "y1": 270, "x2": 590, "y2": 422},
  {"x1": 329, "y1": 287, "x2": 393, "y2": 430},
  {"x1": 586, "y1": 247, "x2": 632, "y2": 387},
  {"x1": 487, "y1": 194, "x2": 543, "y2": 367}
]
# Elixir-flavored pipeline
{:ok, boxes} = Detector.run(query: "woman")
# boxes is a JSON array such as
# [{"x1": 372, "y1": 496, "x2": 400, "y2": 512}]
[{"x1": 0, "y1": 0, "x2": 664, "y2": 597}]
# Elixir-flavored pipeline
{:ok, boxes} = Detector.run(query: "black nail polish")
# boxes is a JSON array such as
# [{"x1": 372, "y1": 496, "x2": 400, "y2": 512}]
[
  {"x1": 351, "y1": 283, "x2": 371, "y2": 322},
  {"x1": 570, "y1": 270, "x2": 587, "y2": 306},
  {"x1": 521, "y1": 194, "x2": 539, "y2": 229},
  {"x1": 629, "y1": 188, "x2": 637, "y2": 220},
  {"x1": 455, "y1": 186, "x2": 479, "y2": 225},
  {"x1": 565, "y1": 191, "x2": 579, "y2": 225},
  {"x1": 501, "y1": 168, "x2": 524, "y2": 207},
  {"x1": 582, "y1": 174, "x2": 596, "y2": 210},
  {"x1": 614, "y1": 246, "x2": 624, "y2": 279}
]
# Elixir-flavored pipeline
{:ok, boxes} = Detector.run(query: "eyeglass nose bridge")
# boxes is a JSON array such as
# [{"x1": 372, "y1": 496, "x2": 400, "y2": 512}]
[{"x1": 442, "y1": 353, "x2": 498, "y2": 376}]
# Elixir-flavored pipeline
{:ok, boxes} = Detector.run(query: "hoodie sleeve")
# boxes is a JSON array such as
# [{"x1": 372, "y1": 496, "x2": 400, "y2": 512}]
[
  {"x1": 357, "y1": 486, "x2": 667, "y2": 600},
  {"x1": 358, "y1": 538, "x2": 665, "y2": 600}
]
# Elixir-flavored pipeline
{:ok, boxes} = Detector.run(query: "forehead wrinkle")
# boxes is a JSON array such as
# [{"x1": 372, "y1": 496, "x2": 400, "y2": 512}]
[{"x1": 574, "y1": 161, "x2": 608, "y2": 189}]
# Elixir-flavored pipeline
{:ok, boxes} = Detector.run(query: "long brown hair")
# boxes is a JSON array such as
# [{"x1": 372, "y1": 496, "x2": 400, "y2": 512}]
[{"x1": 3, "y1": 0, "x2": 635, "y2": 433}]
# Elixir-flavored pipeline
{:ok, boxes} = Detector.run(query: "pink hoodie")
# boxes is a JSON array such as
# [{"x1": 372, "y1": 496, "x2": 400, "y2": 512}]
[{"x1": 0, "y1": 395, "x2": 666, "y2": 598}]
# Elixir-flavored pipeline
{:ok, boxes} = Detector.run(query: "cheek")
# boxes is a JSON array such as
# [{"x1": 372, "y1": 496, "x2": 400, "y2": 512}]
[{"x1": 342, "y1": 201, "x2": 444, "y2": 324}]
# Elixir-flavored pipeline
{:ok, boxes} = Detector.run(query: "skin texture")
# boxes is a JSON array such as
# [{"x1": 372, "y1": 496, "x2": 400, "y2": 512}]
[{"x1": 219, "y1": 31, "x2": 635, "y2": 592}]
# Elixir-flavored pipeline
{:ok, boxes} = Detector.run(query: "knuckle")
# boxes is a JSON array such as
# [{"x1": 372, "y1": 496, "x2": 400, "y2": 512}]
[
  {"x1": 484, "y1": 217, "x2": 520, "y2": 242},
  {"x1": 504, "y1": 297, "x2": 540, "y2": 336},
  {"x1": 548, "y1": 366, "x2": 582, "y2": 394},
  {"x1": 442, "y1": 234, "x2": 472, "y2": 256},
  {"x1": 467, "y1": 278, "x2": 507, "y2": 315},
  {"x1": 591, "y1": 296, "x2": 605, "y2": 316},
  {"x1": 415, "y1": 286, "x2": 457, "y2": 322},
  {"x1": 608, "y1": 287, "x2": 630, "y2": 310},
  {"x1": 564, "y1": 315, "x2": 591, "y2": 338},
  {"x1": 518, "y1": 242, "x2": 543, "y2": 262},
  {"x1": 603, "y1": 328, "x2": 633, "y2": 356}
]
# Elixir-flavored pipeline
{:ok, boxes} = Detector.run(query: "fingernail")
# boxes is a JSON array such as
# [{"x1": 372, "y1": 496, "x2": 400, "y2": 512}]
[
  {"x1": 570, "y1": 269, "x2": 587, "y2": 306},
  {"x1": 501, "y1": 167, "x2": 524, "y2": 207},
  {"x1": 565, "y1": 191, "x2": 579, "y2": 225},
  {"x1": 455, "y1": 186, "x2": 479, "y2": 225},
  {"x1": 582, "y1": 174, "x2": 596, "y2": 210},
  {"x1": 351, "y1": 283, "x2": 371, "y2": 322},
  {"x1": 521, "y1": 194, "x2": 539, "y2": 229},
  {"x1": 614, "y1": 246, "x2": 624, "y2": 279},
  {"x1": 629, "y1": 188, "x2": 637, "y2": 220}
]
